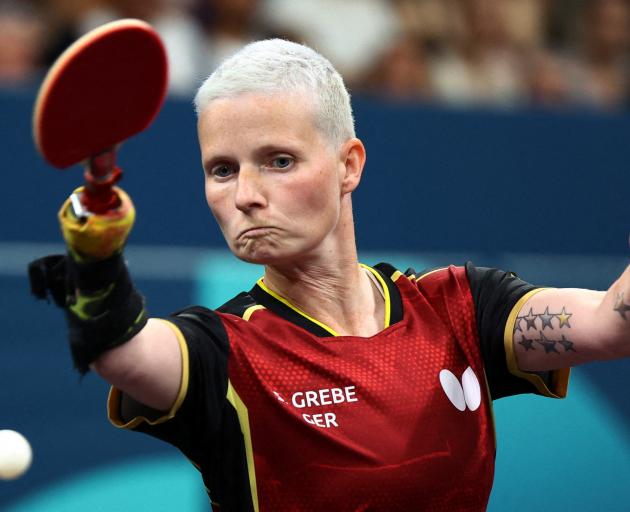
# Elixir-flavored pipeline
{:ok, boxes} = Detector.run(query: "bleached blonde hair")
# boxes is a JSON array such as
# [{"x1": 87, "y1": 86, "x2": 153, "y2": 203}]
[{"x1": 194, "y1": 39, "x2": 355, "y2": 147}]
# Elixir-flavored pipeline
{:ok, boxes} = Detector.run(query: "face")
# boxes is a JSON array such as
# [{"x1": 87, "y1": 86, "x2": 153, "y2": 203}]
[{"x1": 198, "y1": 92, "x2": 355, "y2": 265}]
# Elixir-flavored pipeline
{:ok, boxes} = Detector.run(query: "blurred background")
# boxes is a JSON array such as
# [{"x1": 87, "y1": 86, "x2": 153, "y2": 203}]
[
  {"x1": 1, "y1": 0, "x2": 629, "y2": 510},
  {"x1": 5, "y1": 0, "x2": 630, "y2": 110}
]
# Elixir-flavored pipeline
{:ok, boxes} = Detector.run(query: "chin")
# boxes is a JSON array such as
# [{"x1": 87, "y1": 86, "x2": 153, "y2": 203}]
[
  {"x1": 234, "y1": 252, "x2": 270, "y2": 265},
  {"x1": 232, "y1": 244, "x2": 306, "y2": 266},
  {"x1": 231, "y1": 243, "x2": 284, "y2": 265}
]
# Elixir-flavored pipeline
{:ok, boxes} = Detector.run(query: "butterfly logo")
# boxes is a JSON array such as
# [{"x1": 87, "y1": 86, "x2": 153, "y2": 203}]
[{"x1": 439, "y1": 367, "x2": 481, "y2": 412}]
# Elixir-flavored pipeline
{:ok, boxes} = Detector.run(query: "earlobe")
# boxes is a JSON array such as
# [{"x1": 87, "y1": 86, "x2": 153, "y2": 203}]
[{"x1": 340, "y1": 138, "x2": 366, "y2": 195}]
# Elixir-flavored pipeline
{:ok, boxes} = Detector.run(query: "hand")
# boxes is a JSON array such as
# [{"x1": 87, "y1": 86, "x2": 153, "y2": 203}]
[{"x1": 59, "y1": 186, "x2": 135, "y2": 261}]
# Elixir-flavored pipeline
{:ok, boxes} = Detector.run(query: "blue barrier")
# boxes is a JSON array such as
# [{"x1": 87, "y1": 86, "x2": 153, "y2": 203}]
[{"x1": 1, "y1": 91, "x2": 629, "y2": 253}]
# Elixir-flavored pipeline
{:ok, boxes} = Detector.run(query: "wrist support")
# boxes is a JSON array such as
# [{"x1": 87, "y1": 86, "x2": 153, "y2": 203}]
[
  {"x1": 28, "y1": 250, "x2": 147, "y2": 374},
  {"x1": 59, "y1": 186, "x2": 135, "y2": 261}
]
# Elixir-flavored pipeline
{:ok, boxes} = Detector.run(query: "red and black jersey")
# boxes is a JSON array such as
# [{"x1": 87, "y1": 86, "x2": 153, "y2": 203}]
[{"x1": 108, "y1": 263, "x2": 569, "y2": 511}]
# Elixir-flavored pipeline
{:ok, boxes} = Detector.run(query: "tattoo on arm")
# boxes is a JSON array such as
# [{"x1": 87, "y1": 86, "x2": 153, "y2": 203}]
[
  {"x1": 514, "y1": 306, "x2": 576, "y2": 355},
  {"x1": 613, "y1": 292, "x2": 630, "y2": 320}
]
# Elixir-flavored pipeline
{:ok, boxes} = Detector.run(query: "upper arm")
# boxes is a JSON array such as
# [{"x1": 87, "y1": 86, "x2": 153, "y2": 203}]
[
  {"x1": 93, "y1": 317, "x2": 184, "y2": 412},
  {"x1": 465, "y1": 263, "x2": 569, "y2": 399},
  {"x1": 511, "y1": 287, "x2": 607, "y2": 372},
  {"x1": 105, "y1": 307, "x2": 231, "y2": 456}
]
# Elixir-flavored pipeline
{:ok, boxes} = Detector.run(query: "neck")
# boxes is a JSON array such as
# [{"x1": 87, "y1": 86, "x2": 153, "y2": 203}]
[
  {"x1": 263, "y1": 260, "x2": 384, "y2": 337},
  {"x1": 261, "y1": 202, "x2": 384, "y2": 336}
]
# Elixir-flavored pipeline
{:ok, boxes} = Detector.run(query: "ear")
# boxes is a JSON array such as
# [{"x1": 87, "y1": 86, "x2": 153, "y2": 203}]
[{"x1": 339, "y1": 138, "x2": 366, "y2": 195}]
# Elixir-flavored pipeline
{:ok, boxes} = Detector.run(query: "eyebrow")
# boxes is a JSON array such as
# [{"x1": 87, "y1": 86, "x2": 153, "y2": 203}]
[{"x1": 253, "y1": 143, "x2": 303, "y2": 158}]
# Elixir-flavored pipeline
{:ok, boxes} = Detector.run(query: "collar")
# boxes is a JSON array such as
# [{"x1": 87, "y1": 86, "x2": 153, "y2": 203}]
[{"x1": 249, "y1": 264, "x2": 403, "y2": 337}]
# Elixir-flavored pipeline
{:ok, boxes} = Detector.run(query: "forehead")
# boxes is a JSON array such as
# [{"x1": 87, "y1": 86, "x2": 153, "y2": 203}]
[{"x1": 197, "y1": 92, "x2": 322, "y2": 153}]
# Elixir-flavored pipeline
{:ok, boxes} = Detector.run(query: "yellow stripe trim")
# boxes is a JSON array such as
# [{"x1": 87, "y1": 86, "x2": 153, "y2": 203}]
[
  {"x1": 360, "y1": 264, "x2": 391, "y2": 328},
  {"x1": 226, "y1": 381, "x2": 259, "y2": 512},
  {"x1": 256, "y1": 264, "x2": 395, "y2": 334},
  {"x1": 256, "y1": 278, "x2": 340, "y2": 336},
  {"x1": 391, "y1": 270, "x2": 404, "y2": 282},
  {"x1": 416, "y1": 267, "x2": 447, "y2": 281},
  {"x1": 107, "y1": 319, "x2": 190, "y2": 428},
  {"x1": 504, "y1": 289, "x2": 570, "y2": 398},
  {"x1": 243, "y1": 304, "x2": 265, "y2": 321}
]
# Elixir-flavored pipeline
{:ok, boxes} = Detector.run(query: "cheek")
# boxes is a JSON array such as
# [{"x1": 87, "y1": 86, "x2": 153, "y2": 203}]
[
  {"x1": 290, "y1": 165, "x2": 340, "y2": 220},
  {"x1": 205, "y1": 182, "x2": 230, "y2": 229}
]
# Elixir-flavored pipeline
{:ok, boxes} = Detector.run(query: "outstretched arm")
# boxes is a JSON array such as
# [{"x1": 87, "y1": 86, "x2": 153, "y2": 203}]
[
  {"x1": 511, "y1": 264, "x2": 630, "y2": 372},
  {"x1": 30, "y1": 187, "x2": 183, "y2": 412}
]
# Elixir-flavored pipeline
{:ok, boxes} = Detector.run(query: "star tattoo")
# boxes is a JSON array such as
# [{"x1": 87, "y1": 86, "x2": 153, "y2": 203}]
[
  {"x1": 613, "y1": 292, "x2": 630, "y2": 320},
  {"x1": 536, "y1": 332, "x2": 559, "y2": 354},
  {"x1": 558, "y1": 335, "x2": 576, "y2": 352},
  {"x1": 557, "y1": 307, "x2": 572, "y2": 328},
  {"x1": 514, "y1": 317, "x2": 523, "y2": 333},
  {"x1": 518, "y1": 336, "x2": 535, "y2": 351},
  {"x1": 523, "y1": 308, "x2": 538, "y2": 330},
  {"x1": 539, "y1": 306, "x2": 554, "y2": 330}
]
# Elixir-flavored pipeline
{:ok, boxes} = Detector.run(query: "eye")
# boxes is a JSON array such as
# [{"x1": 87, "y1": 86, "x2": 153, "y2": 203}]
[
  {"x1": 269, "y1": 156, "x2": 294, "y2": 170},
  {"x1": 210, "y1": 163, "x2": 236, "y2": 179}
]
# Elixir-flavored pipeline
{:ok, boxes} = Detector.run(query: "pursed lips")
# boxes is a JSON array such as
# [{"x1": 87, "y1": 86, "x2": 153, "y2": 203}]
[{"x1": 238, "y1": 226, "x2": 274, "y2": 238}]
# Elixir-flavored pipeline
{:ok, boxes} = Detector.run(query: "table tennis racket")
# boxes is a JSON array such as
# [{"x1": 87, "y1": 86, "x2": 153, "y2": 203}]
[{"x1": 33, "y1": 19, "x2": 168, "y2": 214}]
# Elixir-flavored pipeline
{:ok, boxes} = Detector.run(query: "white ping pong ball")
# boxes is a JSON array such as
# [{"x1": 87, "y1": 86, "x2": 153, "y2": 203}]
[{"x1": 0, "y1": 430, "x2": 33, "y2": 480}]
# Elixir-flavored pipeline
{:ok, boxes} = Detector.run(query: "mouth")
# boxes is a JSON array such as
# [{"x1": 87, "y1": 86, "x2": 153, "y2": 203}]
[{"x1": 238, "y1": 226, "x2": 275, "y2": 238}]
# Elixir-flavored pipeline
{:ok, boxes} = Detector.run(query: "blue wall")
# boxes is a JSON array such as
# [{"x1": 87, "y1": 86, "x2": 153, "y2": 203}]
[
  {"x1": 3, "y1": 90, "x2": 630, "y2": 252},
  {"x1": 1, "y1": 91, "x2": 628, "y2": 510}
]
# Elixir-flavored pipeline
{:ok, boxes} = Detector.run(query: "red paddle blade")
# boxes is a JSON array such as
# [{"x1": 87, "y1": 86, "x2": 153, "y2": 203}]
[{"x1": 33, "y1": 19, "x2": 168, "y2": 169}]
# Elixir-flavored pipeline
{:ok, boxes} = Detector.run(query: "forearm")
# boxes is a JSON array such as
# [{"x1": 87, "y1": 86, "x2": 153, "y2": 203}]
[
  {"x1": 29, "y1": 242, "x2": 148, "y2": 373},
  {"x1": 30, "y1": 186, "x2": 183, "y2": 412}
]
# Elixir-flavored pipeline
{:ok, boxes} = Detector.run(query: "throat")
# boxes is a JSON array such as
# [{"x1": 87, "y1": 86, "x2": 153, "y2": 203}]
[{"x1": 262, "y1": 265, "x2": 387, "y2": 337}]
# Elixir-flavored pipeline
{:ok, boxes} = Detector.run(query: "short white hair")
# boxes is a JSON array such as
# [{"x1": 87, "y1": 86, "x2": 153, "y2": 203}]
[{"x1": 194, "y1": 39, "x2": 355, "y2": 147}]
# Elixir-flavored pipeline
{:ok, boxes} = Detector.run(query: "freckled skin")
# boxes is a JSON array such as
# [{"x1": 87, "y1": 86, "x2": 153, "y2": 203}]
[{"x1": 198, "y1": 93, "x2": 350, "y2": 266}]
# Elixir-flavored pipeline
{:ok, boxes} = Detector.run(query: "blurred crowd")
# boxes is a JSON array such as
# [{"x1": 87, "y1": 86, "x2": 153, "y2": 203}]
[{"x1": 2, "y1": 0, "x2": 630, "y2": 111}]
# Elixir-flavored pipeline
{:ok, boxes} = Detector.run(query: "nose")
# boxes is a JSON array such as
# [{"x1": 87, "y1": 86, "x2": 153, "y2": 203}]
[{"x1": 234, "y1": 165, "x2": 267, "y2": 212}]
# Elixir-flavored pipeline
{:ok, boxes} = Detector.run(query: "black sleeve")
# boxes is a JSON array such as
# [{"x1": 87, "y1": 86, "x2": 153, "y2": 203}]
[
  {"x1": 166, "y1": 306, "x2": 231, "y2": 436},
  {"x1": 465, "y1": 262, "x2": 563, "y2": 400},
  {"x1": 108, "y1": 306, "x2": 230, "y2": 464}
]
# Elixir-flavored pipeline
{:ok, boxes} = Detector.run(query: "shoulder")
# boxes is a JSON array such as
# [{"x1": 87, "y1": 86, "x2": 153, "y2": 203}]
[
  {"x1": 375, "y1": 262, "x2": 468, "y2": 280},
  {"x1": 216, "y1": 291, "x2": 259, "y2": 317},
  {"x1": 374, "y1": 262, "x2": 469, "y2": 293},
  {"x1": 375, "y1": 261, "x2": 537, "y2": 310},
  {"x1": 171, "y1": 291, "x2": 259, "y2": 323},
  {"x1": 379, "y1": 262, "x2": 532, "y2": 295},
  {"x1": 464, "y1": 263, "x2": 538, "y2": 307}
]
